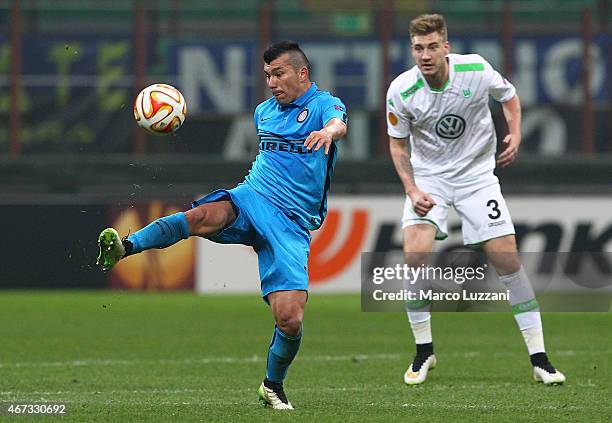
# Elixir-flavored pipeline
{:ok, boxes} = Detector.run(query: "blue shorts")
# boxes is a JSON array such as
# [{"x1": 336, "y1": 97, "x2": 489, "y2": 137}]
[{"x1": 192, "y1": 182, "x2": 311, "y2": 298}]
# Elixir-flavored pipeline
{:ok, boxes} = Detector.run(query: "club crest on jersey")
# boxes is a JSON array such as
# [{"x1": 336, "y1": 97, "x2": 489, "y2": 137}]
[
  {"x1": 435, "y1": 114, "x2": 466, "y2": 139},
  {"x1": 462, "y1": 88, "x2": 472, "y2": 98},
  {"x1": 297, "y1": 108, "x2": 309, "y2": 123}
]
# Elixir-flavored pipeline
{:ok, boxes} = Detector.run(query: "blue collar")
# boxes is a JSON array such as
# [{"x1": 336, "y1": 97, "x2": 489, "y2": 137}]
[{"x1": 279, "y1": 82, "x2": 318, "y2": 109}]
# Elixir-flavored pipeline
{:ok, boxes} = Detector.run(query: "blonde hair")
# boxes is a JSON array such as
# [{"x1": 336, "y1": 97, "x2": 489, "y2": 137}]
[{"x1": 409, "y1": 14, "x2": 448, "y2": 41}]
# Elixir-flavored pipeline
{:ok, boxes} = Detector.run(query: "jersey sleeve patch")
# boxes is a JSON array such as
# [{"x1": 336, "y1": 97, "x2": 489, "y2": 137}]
[
  {"x1": 386, "y1": 81, "x2": 410, "y2": 138},
  {"x1": 322, "y1": 96, "x2": 348, "y2": 126},
  {"x1": 388, "y1": 112, "x2": 399, "y2": 126}
]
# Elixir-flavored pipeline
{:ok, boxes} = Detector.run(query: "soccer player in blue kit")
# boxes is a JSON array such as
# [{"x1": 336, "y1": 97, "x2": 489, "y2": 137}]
[{"x1": 96, "y1": 41, "x2": 348, "y2": 410}]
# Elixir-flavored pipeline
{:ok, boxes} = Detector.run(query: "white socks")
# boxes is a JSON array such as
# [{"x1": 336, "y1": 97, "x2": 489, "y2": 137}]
[
  {"x1": 408, "y1": 313, "x2": 432, "y2": 344},
  {"x1": 499, "y1": 266, "x2": 546, "y2": 355},
  {"x1": 405, "y1": 265, "x2": 546, "y2": 355},
  {"x1": 519, "y1": 324, "x2": 546, "y2": 355},
  {"x1": 405, "y1": 274, "x2": 433, "y2": 345}
]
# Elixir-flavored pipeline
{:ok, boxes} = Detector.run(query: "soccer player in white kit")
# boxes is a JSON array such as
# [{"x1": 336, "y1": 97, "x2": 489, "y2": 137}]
[{"x1": 387, "y1": 14, "x2": 565, "y2": 385}]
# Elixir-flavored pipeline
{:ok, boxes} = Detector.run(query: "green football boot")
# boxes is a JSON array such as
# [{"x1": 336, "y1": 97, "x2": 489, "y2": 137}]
[
  {"x1": 258, "y1": 379, "x2": 293, "y2": 410},
  {"x1": 96, "y1": 228, "x2": 126, "y2": 271}
]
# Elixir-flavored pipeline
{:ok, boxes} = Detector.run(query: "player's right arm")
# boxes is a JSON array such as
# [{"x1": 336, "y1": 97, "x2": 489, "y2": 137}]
[
  {"x1": 386, "y1": 78, "x2": 436, "y2": 217},
  {"x1": 389, "y1": 136, "x2": 436, "y2": 217}
]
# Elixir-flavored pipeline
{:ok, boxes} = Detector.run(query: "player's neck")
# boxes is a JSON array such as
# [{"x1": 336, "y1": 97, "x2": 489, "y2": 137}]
[
  {"x1": 282, "y1": 81, "x2": 312, "y2": 106},
  {"x1": 424, "y1": 60, "x2": 449, "y2": 90},
  {"x1": 295, "y1": 81, "x2": 312, "y2": 100}
]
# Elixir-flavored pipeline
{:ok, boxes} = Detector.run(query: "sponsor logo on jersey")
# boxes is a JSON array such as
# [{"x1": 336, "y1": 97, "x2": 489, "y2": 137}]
[
  {"x1": 259, "y1": 141, "x2": 313, "y2": 154},
  {"x1": 388, "y1": 112, "x2": 399, "y2": 126},
  {"x1": 297, "y1": 108, "x2": 309, "y2": 123},
  {"x1": 334, "y1": 105, "x2": 345, "y2": 112},
  {"x1": 435, "y1": 114, "x2": 466, "y2": 139},
  {"x1": 400, "y1": 78, "x2": 425, "y2": 100}
]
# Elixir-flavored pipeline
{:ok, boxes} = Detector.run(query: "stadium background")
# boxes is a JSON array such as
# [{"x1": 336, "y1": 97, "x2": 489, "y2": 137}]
[
  {"x1": 1, "y1": 0, "x2": 611, "y2": 290},
  {"x1": 0, "y1": 1, "x2": 611, "y2": 420}
]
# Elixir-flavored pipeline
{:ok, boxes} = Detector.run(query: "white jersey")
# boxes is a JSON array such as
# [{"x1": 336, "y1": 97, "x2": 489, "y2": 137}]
[{"x1": 386, "y1": 53, "x2": 515, "y2": 183}]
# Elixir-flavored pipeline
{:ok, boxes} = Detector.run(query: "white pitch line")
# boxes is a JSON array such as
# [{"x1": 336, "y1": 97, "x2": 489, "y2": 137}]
[
  {"x1": 0, "y1": 353, "x2": 400, "y2": 369},
  {"x1": 0, "y1": 349, "x2": 606, "y2": 369},
  {"x1": 400, "y1": 402, "x2": 590, "y2": 411},
  {"x1": 0, "y1": 386, "x2": 393, "y2": 397},
  {"x1": 0, "y1": 380, "x2": 603, "y2": 399}
]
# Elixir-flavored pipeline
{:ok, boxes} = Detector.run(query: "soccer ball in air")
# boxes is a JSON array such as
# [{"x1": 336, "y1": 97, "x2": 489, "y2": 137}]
[{"x1": 133, "y1": 83, "x2": 187, "y2": 135}]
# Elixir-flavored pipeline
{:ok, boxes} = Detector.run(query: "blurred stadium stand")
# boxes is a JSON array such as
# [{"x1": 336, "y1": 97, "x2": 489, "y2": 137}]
[
  {"x1": 0, "y1": 0, "x2": 610, "y2": 198},
  {"x1": 0, "y1": 0, "x2": 612, "y2": 290}
]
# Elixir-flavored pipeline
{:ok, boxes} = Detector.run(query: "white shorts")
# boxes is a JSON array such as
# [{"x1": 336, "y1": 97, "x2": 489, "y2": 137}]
[{"x1": 402, "y1": 175, "x2": 515, "y2": 245}]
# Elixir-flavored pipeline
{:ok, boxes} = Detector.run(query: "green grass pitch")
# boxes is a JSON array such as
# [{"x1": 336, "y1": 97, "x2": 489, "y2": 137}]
[{"x1": 0, "y1": 292, "x2": 610, "y2": 422}]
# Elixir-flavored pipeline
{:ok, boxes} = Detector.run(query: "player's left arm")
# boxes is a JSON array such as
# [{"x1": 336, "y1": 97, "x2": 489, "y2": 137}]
[
  {"x1": 497, "y1": 94, "x2": 522, "y2": 167},
  {"x1": 484, "y1": 55, "x2": 522, "y2": 168},
  {"x1": 303, "y1": 118, "x2": 347, "y2": 155}
]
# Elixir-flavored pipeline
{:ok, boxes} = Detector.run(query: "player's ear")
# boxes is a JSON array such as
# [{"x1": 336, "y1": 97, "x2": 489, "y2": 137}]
[{"x1": 300, "y1": 66, "x2": 309, "y2": 83}]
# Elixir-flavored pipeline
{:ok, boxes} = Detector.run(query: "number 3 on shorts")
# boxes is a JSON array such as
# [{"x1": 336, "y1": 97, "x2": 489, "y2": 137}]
[{"x1": 487, "y1": 199, "x2": 501, "y2": 220}]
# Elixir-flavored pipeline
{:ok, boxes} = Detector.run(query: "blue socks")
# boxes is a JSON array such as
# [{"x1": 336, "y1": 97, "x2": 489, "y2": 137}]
[
  {"x1": 127, "y1": 212, "x2": 189, "y2": 254},
  {"x1": 266, "y1": 326, "x2": 302, "y2": 383}
]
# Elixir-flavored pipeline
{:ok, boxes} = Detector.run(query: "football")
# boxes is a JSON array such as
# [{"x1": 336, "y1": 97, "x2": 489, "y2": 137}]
[{"x1": 133, "y1": 83, "x2": 187, "y2": 135}]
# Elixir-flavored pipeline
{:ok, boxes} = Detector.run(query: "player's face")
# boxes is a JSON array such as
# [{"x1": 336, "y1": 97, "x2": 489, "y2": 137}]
[
  {"x1": 411, "y1": 32, "x2": 450, "y2": 78},
  {"x1": 264, "y1": 53, "x2": 308, "y2": 105}
]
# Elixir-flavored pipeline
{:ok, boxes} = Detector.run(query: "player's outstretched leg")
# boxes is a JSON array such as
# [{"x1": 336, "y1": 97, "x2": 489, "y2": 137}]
[
  {"x1": 96, "y1": 212, "x2": 189, "y2": 271},
  {"x1": 96, "y1": 204, "x2": 236, "y2": 271},
  {"x1": 96, "y1": 211, "x2": 189, "y2": 271}
]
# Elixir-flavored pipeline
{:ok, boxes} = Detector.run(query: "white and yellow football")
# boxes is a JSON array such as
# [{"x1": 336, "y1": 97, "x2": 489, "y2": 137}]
[{"x1": 133, "y1": 83, "x2": 186, "y2": 135}]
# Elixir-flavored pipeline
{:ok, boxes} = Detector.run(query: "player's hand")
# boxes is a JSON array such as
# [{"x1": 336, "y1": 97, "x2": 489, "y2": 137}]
[
  {"x1": 497, "y1": 134, "x2": 521, "y2": 167},
  {"x1": 304, "y1": 129, "x2": 333, "y2": 155},
  {"x1": 408, "y1": 190, "x2": 437, "y2": 217}
]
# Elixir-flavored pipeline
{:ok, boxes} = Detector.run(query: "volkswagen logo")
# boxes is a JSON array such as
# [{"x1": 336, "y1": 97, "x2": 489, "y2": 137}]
[{"x1": 435, "y1": 114, "x2": 466, "y2": 139}]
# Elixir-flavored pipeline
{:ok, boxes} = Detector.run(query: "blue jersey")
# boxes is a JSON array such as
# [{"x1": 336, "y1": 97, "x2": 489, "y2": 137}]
[{"x1": 245, "y1": 83, "x2": 347, "y2": 230}]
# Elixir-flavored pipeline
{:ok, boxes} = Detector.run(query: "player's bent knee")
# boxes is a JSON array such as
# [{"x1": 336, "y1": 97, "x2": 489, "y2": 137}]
[
  {"x1": 276, "y1": 319, "x2": 302, "y2": 337},
  {"x1": 184, "y1": 206, "x2": 210, "y2": 235},
  {"x1": 491, "y1": 254, "x2": 522, "y2": 276},
  {"x1": 274, "y1": 311, "x2": 303, "y2": 337},
  {"x1": 484, "y1": 235, "x2": 521, "y2": 275},
  {"x1": 185, "y1": 202, "x2": 236, "y2": 237}
]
